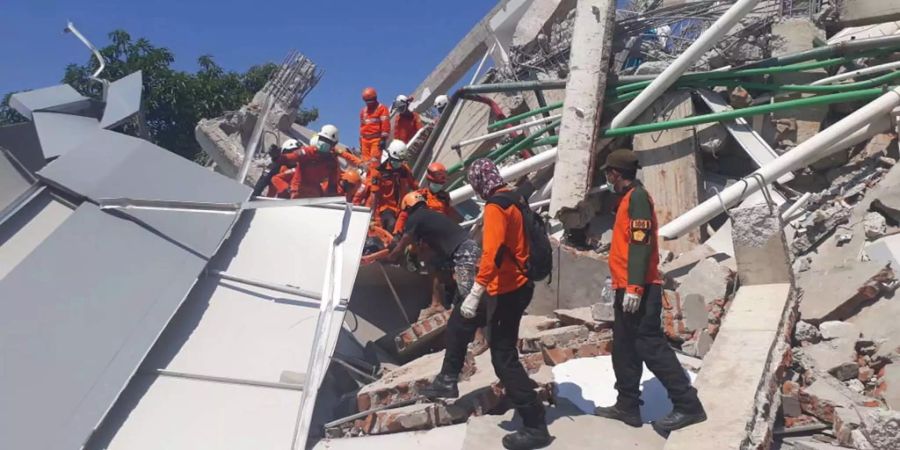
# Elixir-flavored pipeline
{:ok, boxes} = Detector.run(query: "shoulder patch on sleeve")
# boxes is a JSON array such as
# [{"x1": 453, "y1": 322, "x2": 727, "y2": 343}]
[{"x1": 630, "y1": 219, "x2": 652, "y2": 244}]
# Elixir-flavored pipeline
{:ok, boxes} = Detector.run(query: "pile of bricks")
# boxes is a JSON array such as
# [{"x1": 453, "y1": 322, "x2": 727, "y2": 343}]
[{"x1": 394, "y1": 310, "x2": 453, "y2": 355}]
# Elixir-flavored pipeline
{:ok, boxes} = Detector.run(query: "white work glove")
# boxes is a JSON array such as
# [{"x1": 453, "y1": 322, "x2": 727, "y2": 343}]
[
  {"x1": 460, "y1": 283, "x2": 486, "y2": 319},
  {"x1": 622, "y1": 292, "x2": 642, "y2": 314}
]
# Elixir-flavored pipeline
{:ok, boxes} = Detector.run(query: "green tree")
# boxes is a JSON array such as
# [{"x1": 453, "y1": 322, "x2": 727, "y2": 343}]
[
  {"x1": 295, "y1": 107, "x2": 319, "y2": 126},
  {"x1": 2, "y1": 30, "x2": 316, "y2": 162},
  {"x1": 0, "y1": 92, "x2": 26, "y2": 125}
]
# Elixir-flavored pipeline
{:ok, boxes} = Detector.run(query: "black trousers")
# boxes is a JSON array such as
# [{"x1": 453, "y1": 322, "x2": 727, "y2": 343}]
[
  {"x1": 612, "y1": 284, "x2": 702, "y2": 413},
  {"x1": 441, "y1": 283, "x2": 546, "y2": 428}
]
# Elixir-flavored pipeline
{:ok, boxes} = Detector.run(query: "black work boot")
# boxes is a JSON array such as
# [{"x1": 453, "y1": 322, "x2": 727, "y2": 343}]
[
  {"x1": 653, "y1": 405, "x2": 707, "y2": 432},
  {"x1": 502, "y1": 426, "x2": 553, "y2": 450},
  {"x1": 419, "y1": 373, "x2": 459, "y2": 399},
  {"x1": 593, "y1": 403, "x2": 642, "y2": 427}
]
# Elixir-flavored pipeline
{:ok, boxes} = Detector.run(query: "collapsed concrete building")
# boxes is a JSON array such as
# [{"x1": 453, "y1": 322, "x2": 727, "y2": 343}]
[{"x1": 5, "y1": 1, "x2": 900, "y2": 449}]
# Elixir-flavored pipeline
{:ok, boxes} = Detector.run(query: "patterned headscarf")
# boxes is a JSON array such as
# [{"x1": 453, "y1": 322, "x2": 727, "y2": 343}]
[{"x1": 467, "y1": 158, "x2": 505, "y2": 199}]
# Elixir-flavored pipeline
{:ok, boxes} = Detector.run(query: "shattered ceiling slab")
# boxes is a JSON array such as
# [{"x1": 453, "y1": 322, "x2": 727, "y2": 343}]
[
  {"x1": 37, "y1": 130, "x2": 252, "y2": 256},
  {"x1": 9, "y1": 84, "x2": 90, "y2": 120},
  {"x1": 0, "y1": 202, "x2": 207, "y2": 450},
  {"x1": 88, "y1": 205, "x2": 371, "y2": 449},
  {"x1": 0, "y1": 123, "x2": 46, "y2": 172}
]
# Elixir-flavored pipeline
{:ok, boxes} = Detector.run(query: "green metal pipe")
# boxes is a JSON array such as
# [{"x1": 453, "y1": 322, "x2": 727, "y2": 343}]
[
  {"x1": 602, "y1": 88, "x2": 883, "y2": 138},
  {"x1": 492, "y1": 119, "x2": 561, "y2": 162},
  {"x1": 720, "y1": 69, "x2": 900, "y2": 94},
  {"x1": 446, "y1": 135, "x2": 526, "y2": 176},
  {"x1": 487, "y1": 102, "x2": 563, "y2": 131}
]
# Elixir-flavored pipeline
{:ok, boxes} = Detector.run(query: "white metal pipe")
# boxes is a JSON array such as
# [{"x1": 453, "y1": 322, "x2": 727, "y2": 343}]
[
  {"x1": 659, "y1": 86, "x2": 900, "y2": 240},
  {"x1": 470, "y1": 43, "x2": 496, "y2": 85},
  {"x1": 781, "y1": 192, "x2": 812, "y2": 222},
  {"x1": 610, "y1": 0, "x2": 760, "y2": 129},
  {"x1": 64, "y1": 21, "x2": 108, "y2": 97},
  {"x1": 450, "y1": 147, "x2": 558, "y2": 205},
  {"x1": 455, "y1": 113, "x2": 562, "y2": 149},
  {"x1": 825, "y1": 113, "x2": 892, "y2": 154},
  {"x1": 811, "y1": 61, "x2": 900, "y2": 86}
]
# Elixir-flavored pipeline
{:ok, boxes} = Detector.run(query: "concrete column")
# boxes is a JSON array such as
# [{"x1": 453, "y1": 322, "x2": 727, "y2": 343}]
[
  {"x1": 730, "y1": 203, "x2": 792, "y2": 286},
  {"x1": 632, "y1": 91, "x2": 702, "y2": 254},
  {"x1": 549, "y1": 0, "x2": 616, "y2": 227}
]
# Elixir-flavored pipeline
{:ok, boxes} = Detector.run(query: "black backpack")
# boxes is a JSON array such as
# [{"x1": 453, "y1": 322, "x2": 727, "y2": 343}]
[{"x1": 486, "y1": 191, "x2": 553, "y2": 282}]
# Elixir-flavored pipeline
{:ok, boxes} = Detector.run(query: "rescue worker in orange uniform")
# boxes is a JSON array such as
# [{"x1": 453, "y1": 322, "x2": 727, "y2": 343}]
[
  {"x1": 339, "y1": 169, "x2": 362, "y2": 203},
  {"x1": 420, "y1": 159, "x2": 552, "y2": 450},
  {"x1": 391, "y1": 94, "x2": 423, "y2": 145},
  {"x1": 359, "y1": 87, "x2": 390, "y2": 167},
  {"x1": 266, "y1": 139, "x2": 302, "y2": 198},
  {"x1": 593, "y1": 149, "x2": 706, "y2": 432},
  {"x1": 392, "y1": 162, "x2": 459, "y2": 234},
  {"x1": 353, "y1": 140, "x2": 418, "y2": 232},
  {"x1": 278, "y1": 125, "x2": 343, "y2": 199}
]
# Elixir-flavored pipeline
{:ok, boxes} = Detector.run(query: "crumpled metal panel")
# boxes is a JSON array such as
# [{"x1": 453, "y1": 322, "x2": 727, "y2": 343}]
[
  {"x1": 9, "y1": 84, "x2": 89, "y2": 120},
  {"x1": 31, "y1": 111, "x2": 101, "y2": 159},
  {"x1": 0, "y1": 203, "x2": 207, "y2": 450},
  {"x1": 100, "y1": 71, "x2": 143, "y2": 129},
  {"x1": 37, "y1": 130, "x2": 252, "y2": 257}
]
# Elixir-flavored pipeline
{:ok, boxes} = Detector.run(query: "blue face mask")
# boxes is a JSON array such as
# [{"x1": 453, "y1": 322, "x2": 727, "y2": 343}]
[{"x1": 428, "y1": 182, "x2": 444, "y2": 192}]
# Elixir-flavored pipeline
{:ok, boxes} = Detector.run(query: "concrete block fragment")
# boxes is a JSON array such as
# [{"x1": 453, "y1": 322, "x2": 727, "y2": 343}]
[
  {"x1": 800, "y1": 262, "x2": 894, "y2": 324},
  {"x1": 681, "y1": 294, "x2": 708, "y2": 332},
  {"x1": 783, "y1": 380, "x2": 803, "y2": 417},
  {"x1": 819, "y1": 321, "x2": 860, "y2": 341},
  {"x1": 674, "y1": 257, "x2": 734, "y2": 306},
  {"x1": 805, "y1": 338, "x2": 858, "y2": 377},
  {"x1": 553, "y1": 306, "x2": 611, "y2": 331},
  {"x1": 800, "y1": 376, "x2": 879, "y2": 423},
  {"x1": 833, "y1": 406, "x2": 863, "y2": 446},
  {"x1": 731, "y1": 202, "x2": 793, "y2": 285},
  {"x1": 795, "y1": 320, "x2": 823, "y2": 344},
  {"x1": 859, "y1": 408, "x2": 900, "y2": 450},
  {"x1": 518, "y1": 315, "x2": 561, "y2": 340},
  {"x1": 590, "y1": 302, "x2": 614, "y2": 322},
  {"x1": 864, "y1": 212, "x2": 888, "y2": 240},
  {"x1": 681, "y1": 330, "x2": 713, "y2": 358},
  {"x1": 829, "y1": 362, "x2": 860, "y2": 382},
  {"x1": 537, "y1": 325, "x2": 590, "y2": 348}
]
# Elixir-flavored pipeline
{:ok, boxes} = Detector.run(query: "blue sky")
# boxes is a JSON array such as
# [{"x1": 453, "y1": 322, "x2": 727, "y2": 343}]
[{"x1": 0, "y1": 0, "x2": 494, "y2": 143}]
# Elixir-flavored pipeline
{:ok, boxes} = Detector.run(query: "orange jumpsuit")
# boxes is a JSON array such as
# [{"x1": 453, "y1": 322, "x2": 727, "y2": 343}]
[
  {"x1": 279, "y1": 146, "x2": 340, "y2": 199},
  {"x1": 354, "y1": 162, "x2": 418, "y2": 230},
  {"x1": 359, "y1": 103, "x2": 390, "y2": 166},
  {"x1": 392, "y1": 111, "x2": 423, "y2": 144},
  {"x1": 393, "y1": 188, "x2": 452, "y2": 234},
  {"x1": 266, "y1": 165, "x2": 296, "y2": 198}
]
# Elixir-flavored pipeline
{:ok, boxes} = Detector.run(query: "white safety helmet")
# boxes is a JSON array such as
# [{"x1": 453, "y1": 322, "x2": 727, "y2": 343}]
[
  {"x1": 281, "y1": 138, "x2": 301, "y2": 152},
  {"x1": 386, "y1": 140, "x2": 408, "y2": 161},
  {"x1": 318, "y1": 124, "x2": 339, "y2": 144},
  {"x1": 395, "y1": 94, "x2": 409, "y2": 104},
  {"x1": 433, "y1": 94, "x2": 449, "y2": 111}
]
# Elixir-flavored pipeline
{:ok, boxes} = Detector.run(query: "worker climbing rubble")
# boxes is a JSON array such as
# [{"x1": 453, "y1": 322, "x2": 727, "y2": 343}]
[
  {"x1": 593, "y1": 149, "x2": 707, "y2": 433},
  {"x1": 354, "y1": 140, "x2": 419, "y2": 233},
  {"x1": 275, "y1": 124, "x2": 344, "y2": 199},
  {"x1": 359, "y1": 87, "x2": 391, "y2": 167},
  {"x1": 391, "y1": 94, "x2": 423, "y2": 145},
  {"x1": 419, "y1": 158, "x2": 552, "y2": 450},
  {"x1": 387, "y1": 191, "x2": 481, "y2": 322},
  {"x1": 265, "y1": 138, "x2": 301, "y2": 198}
]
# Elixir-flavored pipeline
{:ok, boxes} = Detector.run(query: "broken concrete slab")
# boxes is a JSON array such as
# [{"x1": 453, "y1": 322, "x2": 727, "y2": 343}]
[
  {"x1": 837, "y1": 0, "x2": 900, "y2": 27},
  {"x1": 531, "y1": 241, "x2": 610, "y2": 315},
  {"x1": 356, "y1": 350, "x2": 475, "y2": 412},
  {"x1": 804, "y1": 338, "x2": 858, "y2": 380},
  {"x1": 795, "y1": 321, "x2": 823, "y2": 344},
  {"x1": 518, "y1": 315, "x2": 560, "y2": 342},
  {"x1": 864, "y1": 212, "x2": 888, "y2": 240},
  {"x1": 800, "y1": 376, "x2": 879, "y2": 423},
  {"x1": 665, "y1": 283, "x2": 795, "y2": 450},
  {"x1": 819, "y1": 321, "x2": 861, "y2": 342},
  {"x1": 553, "y1": 306, "x2": 611, "y2": 331},
  {"x1": 799, "y1": 262, "x2": 894, "y2": 324},
  {"x1": 590, "y1": 301, "x2": 614, "y2": 322},
  {"x1": 682, "y1": 294, "x2": 708, "y2": 332},
  {"x1": 672, "y1": 257, "x2": 734, "y2": 306},
  {"x1": 463, "y1": 397, "x2": 665, "y2": 450}
]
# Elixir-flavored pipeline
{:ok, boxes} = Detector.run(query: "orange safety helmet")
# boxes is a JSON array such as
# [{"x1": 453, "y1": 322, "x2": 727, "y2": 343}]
[
  {"x1": 340, "y1": 169, "x2": 362, "y2": 186},
  {"x1": 426, "y1": 162, "x2": 448, "y2": 184},
  {"x1": 362, "y1": 87, "x2": 378, "y2": 102},
  {"x1": 401, "y1": 191, "x2": 426, "y2": 211}
]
